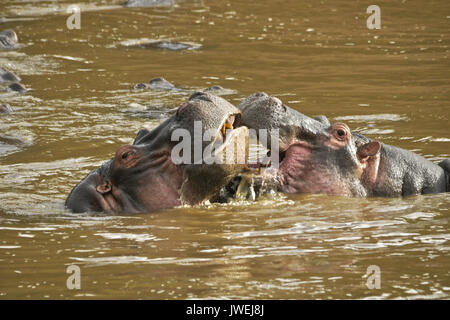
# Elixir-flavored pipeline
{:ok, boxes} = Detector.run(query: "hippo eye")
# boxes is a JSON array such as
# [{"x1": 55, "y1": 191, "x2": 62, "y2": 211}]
[
  {"x1": 332, "y1": 124, "x2": 350, "y2": 141},
  {"x1": 122, "y1": 152, "x2": 131, "y2": 160}
]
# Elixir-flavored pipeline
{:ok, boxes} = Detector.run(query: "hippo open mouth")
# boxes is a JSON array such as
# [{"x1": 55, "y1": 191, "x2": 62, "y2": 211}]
[
  {"x1": 239, "y1": 92, "x2": 449, "y2": 197},
  {"x1": 209, "y1": 113, "x2": 245, "y2": 161},
  {"x1": 66, "y1": 92, "x2": 249, "y2": 214},
  {"x1": 219, "y1": 114, "x2": 240, "y2": 142},
  {"x1": 278, "y1": 141, "x2": 310, "y2": 165},
  {"x1": 238, "y1": 93, "x2": 373, "y2": 197}
]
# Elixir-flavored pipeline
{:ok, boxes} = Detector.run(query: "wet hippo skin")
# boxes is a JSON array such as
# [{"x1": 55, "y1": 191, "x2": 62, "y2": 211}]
[
  {"x1": 0, "y1": 67, "x2": 21, "y2": 83},
  {"x1": 133, "y1": 77, "x2": 177, "y2": 90},
  {"x1": 123, "y1": 0, "x2": 176, "y2": 7},
  {"x1": 0, "y1": 29, "x2": 19, "y2": 50},
  {"x1": 0, "y1": 103, "x2": 13, "y2": 114}
]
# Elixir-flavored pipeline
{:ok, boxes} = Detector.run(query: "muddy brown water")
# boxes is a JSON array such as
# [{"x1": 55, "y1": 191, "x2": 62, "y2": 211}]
[{"x1": 0, "y1": 0, "x2": 449, "y2": 299}]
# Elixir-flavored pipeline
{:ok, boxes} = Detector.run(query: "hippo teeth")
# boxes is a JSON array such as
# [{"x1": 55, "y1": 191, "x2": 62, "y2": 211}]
[{"x1": 221, "y1": 119, "x2": 234, "y2": 137}]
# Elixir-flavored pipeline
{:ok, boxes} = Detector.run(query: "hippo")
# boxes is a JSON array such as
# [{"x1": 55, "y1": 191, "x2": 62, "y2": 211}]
[
  {"x1": 0, "y1": 103, "x2": 13, "y2": 114},
  {"x1": 204, "y1": 85, "x2": 225, "y2": 92},
  {"x1": 239, "y1": 92, "x2": 449, "y2": 197},
  {"x1": 0, "y1": 67, "x2": 21, "y2": 83},
  {"x1": 203, "y1": 85, "x2": 237, "y2": 96},
  {"x1": 120, "y1": 39, "x2": 201, "y2": 51},
  {"x1": 133, "y1": 77, "x2": 236, "y2": 96},
  {"x1": 6, "y1": 83, "x2": 27, "y2": 93},
  {"x1": 133, "y1": 77, "x2": 177, "y2": 90},
  {"x1": 0, "y1": 29, "x2": 19, "y2": 50},
  {"x1": 123, "y1": 0, "x2": 176, "y2": 7},
  {"x1": 0, "y1": 67, "x2": 26, "y2": 93},
  {"x1": 65, "y1": 92, "x2": 249, "y2": 213}
]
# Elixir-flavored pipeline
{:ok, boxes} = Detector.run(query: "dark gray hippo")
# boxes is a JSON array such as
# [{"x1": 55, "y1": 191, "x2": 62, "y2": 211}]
[
  {"x1": 0, "y1": 103, "x2": 13, "y2": 114},
  {"x1": 118, "y1": 38, "x2": 201, "y2": 52},
  {"x1": 124, "y1": 40, "x2": 200, "y2": 51},
  {"x1": 133, "y1": 77, "x2": 177, "y2": 90},
  {"x1": 0, "y1": 67, "x2": 27, "y2": 92},
  {"x1": 0, "y1": 29, "x2": 19, "y2": 50},
  {"x1": 203, "y1": 85, "x2": 235, "y2": 95},
  {"x1": 0, "y1": 67, "x2": 21, "y2": 83},
  {"x1": 123, "y1": 0, "x2": 176, "y2": 7},
  {"x1": 239, "y1": 92, "x2": 449, "y2": 197},
  {"x1": 133, "y1": 77, "x2": 235, "y2": 95},
  {"x1": 6, "y1": 83, "x2": 27, "y2": 93},
  {"x1": 66, "y1": 92, "x2": 249, "y2": 214}
]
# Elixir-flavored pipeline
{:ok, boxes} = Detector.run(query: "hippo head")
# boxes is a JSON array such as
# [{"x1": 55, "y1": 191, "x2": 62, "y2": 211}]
[
  {"x1": 0, "y1": 103, "x2": 13, "y2": 114},
  {"x1": 0, "y1": 29, "x2": 18, "y2": 49},
  {"x1": 66, "y1": 92, "x2": 249, "y2": 213},
  {"x1": 239, "y1": 93, "x2": 381, "y2": 197},
  {"x1": 238, "y1": 92, "x2": 330, "y2": 151}
]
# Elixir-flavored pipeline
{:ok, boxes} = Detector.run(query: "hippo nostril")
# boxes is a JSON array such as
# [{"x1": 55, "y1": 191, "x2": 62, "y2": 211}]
[{"x1": 177, "y1": 102, "x2": 189, "y2": 115}]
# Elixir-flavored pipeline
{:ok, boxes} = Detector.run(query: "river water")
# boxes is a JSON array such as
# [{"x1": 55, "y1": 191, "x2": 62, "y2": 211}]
[{"x1": 0, "y1": 0, "x2": 449, "y2": 299}]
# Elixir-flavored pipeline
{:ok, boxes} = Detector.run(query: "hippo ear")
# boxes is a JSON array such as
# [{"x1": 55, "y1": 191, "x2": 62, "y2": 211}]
[
  {"x1": 133, "y1": 128, "x2": 150, "y2": 145},
  {"x1": 66, "y1": 172, "x2": 117, "y2": 213},
  {"x1": 356, "y1": 141, "x2": 381, "y2": 189},
  {"x1": 96, "y1": 180, "x2": 112, "y2": 194},
  {"x1": 314, "y1": 115, "x2": 330, "y2": 126},
  {"x1": 357, "y1": 141, "x2": 381, "y2": 161}
]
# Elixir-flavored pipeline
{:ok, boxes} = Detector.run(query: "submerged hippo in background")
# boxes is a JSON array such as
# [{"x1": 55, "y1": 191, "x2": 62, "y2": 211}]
[
  {"x1": 0, "y1": 29, "x2": 19, "y2": 50},
  {"x1": 123, "y1": 0, "x2": 176, "y2": 7},
  {"x1": 121, "y1": 39, "x2": 201, "y2": 51},
  {"x1": 0, "y1": 103, "x2": 13, "y2": 114},
  {"x1": 133, "y1": 77, "x2": 177, "y2": 90},
  {"x1": 133, "y1": 77, "x2": 235, "y2": 95},
  {"x1": 239, "y1": 92, "x2": 449, "y2": 197},
  {"x1": 0, "y1": 67, "x2": 27, "y2": 92},
  {"x1": 6, "y1": 83, "x2": 27, "y2": 93},
  {"x1": 66, "y1": 92, "x2": 249, "y2": 214},
  {"x1": 0, "y1": 67, "x2": 21, "y2": 83}
]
